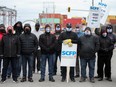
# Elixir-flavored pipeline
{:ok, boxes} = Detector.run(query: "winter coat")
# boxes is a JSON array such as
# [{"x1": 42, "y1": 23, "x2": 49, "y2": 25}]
[
  {"x1": 39, "y1": 33, "x2": 56, "y2": 54},
  {"x1": 78, "y1": 34, "x2": 99, "y2": 59},
  {"x1": 1, "y1": 34, "x2": 20, "y2": 57},
  {"x1": 19, "y1": 33, "x2": 38, "y2": 55}
]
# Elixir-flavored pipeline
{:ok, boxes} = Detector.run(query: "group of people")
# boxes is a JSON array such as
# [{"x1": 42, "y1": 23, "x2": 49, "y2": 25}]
[{"x1": 0, "y1": 21, "x2": 115, "y2": 83}]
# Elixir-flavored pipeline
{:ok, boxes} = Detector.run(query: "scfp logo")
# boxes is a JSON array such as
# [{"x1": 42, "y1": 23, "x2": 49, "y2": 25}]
[{"x1": 62, "y1": 51, "x2": 76, "y2": 56}]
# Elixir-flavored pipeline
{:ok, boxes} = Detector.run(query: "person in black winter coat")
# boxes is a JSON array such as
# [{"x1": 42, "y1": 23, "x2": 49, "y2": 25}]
[
  {"x1": 97, "y1": 26, "x2": 114, "y2": 82},
  {"x1": 19, "y1": 23, "x2": 38, "y2": 82},
  {"x1": 0, "y1": 24, "x2": 6, "y2": 74},
  {"x1": 58, "y1": 23, "x2": 78, "y2": 82},
  {"x1": 53, "y1": 24, "x2": 62, "y2": 75},
  {"x1": 78, "y1": 27, "x2": 99, "y2": 83},
  {"x1": 1, "y1": 26, "x2": 20, "y2": 83},
  {"x1": 39, "y1": 24, "x2": 56, "y2": 82},
  {"x1": 13, "y1": 21, "x2": 23, "y2": 78}
]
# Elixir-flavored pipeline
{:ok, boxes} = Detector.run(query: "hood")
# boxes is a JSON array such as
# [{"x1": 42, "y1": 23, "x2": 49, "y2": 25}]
[
  {"x1": 24, "y1": 23, "x2": 31, "y2": 31},
  {"x1": 84, "y1": 27, "x2": 91, "y2": 32},
  {"x1": 14, "y1": 21, "x2": 23, "y2": 30},
  {"x1": 0, "y1": 24, "x2": 6, "y2": 33},
  {"x1": 106, "y1": 24, "x2": 113, "y2": 33},
  {"x1": 100, "y1": 25, "x2": 107, "y2": 35},
  {"x1": 6, "y1": 26, "x2": 14, "y2": 34}
]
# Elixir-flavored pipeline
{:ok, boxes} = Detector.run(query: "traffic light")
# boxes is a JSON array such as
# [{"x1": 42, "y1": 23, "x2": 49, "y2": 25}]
[{"x1": 68, "y1": 7, "x2": 70, "y2": 12}]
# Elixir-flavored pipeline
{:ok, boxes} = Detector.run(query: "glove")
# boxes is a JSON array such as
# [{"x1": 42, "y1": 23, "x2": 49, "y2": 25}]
[
  {"x1": 68, "y1": 42, "x2": 73, "y2": 47},
  {"x1": 0, "y1": 55, "x2": 3, "y2": 59},
  {"x1": 17, "y1": 55, "x2": 20, "y2": 58},
  {"x1": 63, "y1": 39, "x2": 72, "y2": 45}
]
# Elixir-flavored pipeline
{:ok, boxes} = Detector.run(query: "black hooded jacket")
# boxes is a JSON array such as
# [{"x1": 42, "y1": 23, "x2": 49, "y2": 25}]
[
  {"x1": 78, "y1": 27, "x2": 100, "y2": 59},
  {"x1": 98, "y1": 28, "x2": 114, "y2": 55},
  {"x1": 19, "y1": 24, "x2": 38, "y2": 55}
]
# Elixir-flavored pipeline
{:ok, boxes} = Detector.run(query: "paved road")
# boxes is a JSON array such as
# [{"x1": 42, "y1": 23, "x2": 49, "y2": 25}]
[{"x1": 0, "y1": 50, "x2": 116, "y2": 87}]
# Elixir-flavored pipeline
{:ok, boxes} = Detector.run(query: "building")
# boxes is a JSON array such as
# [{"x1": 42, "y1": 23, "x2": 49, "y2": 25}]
[{"x1": 39, "y1": 13, "x2": 67, "y2": 28}]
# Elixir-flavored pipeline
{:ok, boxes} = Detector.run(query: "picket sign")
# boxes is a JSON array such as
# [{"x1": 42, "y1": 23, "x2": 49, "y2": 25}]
[
  {"x1": 98, "y1": 2, "x2": 110, "y2": 25},
  {"x1": 87, "y1": 6, "x2": 101, "y2": 28},
  {"x1": 61, "y1": 43, "x2": 77, "y2": 83}
]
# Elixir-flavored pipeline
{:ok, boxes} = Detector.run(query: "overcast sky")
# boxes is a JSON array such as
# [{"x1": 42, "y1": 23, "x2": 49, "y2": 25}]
[{"x1": 0, "y1": 0, "x2": 116, "y2": 22}]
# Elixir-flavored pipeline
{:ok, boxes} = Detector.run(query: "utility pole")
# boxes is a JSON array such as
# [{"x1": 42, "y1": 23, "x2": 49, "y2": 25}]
[{"x1": 92, "y1": 0, "x2": 94, "y2": 6}]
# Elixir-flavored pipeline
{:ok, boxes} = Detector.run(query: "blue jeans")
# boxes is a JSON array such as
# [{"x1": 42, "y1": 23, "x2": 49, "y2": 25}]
[
  {"x1": 22, "y1": 54, "x2": 34, "y2": 78},
  {"x1": 16, "y1": 56, "x2": 22, "y2": 77},
  {"x1": 41, "y1": 54, "x2": 54, "y2": 79},
  {"x1": 7, "y1": 62, "x2": 12, "y2": 76},
  {"x1": 80, "y1": 58, "x2": 96, "y2": 78}
]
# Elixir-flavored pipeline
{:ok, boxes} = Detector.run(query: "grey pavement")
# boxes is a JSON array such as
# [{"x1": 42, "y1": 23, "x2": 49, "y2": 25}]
[{"x1": 0, "y1": 50, "x2": 116, "y2": 87}]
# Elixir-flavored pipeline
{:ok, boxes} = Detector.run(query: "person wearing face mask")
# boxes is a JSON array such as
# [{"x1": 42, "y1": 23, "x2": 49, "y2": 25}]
[
  {"x1": 78, "y1": 27, "x2": 99, "y2": 83},
  {"x1": 0, "y1": 24, "x2": 6, "y2": 75},
  {"x1": 58, "y1": 23, "x2": 78, "y2": 82},
  {"x1": 106, "y1": 25, "x2": 116, "y2": 71},
  {"x1": 39, "y1": 24, "x2": 56, "y2": 82},
  {"x1": 13, "y1": 21, "x2": 23, "y2": 79},
  {"x1": 53, "y1": 24, "x2": 62, "y2": 75},
  {"x1": 97, "y1": 26, "x2": 114, "y2": 82},
  {"x1": 74, "y1": 25, "x2": 84, "y2": 78},
  {"x1": 32, "y1": 23, "x2": 43, "y2": 74},
  {"x1": 0, "y1": 26, "x2": 20, "y2": 83},
  {"x1": 19, "y1": 24, "x2": 38, "y2": 82}
]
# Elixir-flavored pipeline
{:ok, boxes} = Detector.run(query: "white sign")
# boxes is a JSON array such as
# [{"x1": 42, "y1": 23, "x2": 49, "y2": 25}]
[
  {"x1": 98, "y1": 2, "x2": 110, "y2": 25},
  {"x1": 87, "y1": 6, "x2": 101, "y2": 28},
  {"x1": 61, "y1": 44, "x2": 77, "y2": 67}
]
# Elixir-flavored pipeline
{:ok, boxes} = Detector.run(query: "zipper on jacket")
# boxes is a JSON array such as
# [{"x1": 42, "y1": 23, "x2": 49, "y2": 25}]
[{"x1": 9, "y1": 36, "x2": 12, "y2": 57}]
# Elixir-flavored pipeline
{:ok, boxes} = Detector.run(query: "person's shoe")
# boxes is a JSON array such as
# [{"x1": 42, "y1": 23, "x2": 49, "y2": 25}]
[
  {"x1": 94, "y1": 75, "x2": 100, "y2": 78},
  {"x1": 90, "y1": 78, "x2": 95, "y2": 83},
  {"x1": 75, "y1": 75, "x2": 80, "y2": 78},
  {"x1": 13, "y1": 79, "x2": 19, "y2": 83},
  {"x1": 71, "y1": 78, "x2": 76, "y2": 82},
  {"x1": 49, "y1": 77, "x2": 55, "y2": 82},
  {"x1": 28, "y1": 78, "x2": 33, "y2": 82},
  {"x1": 20, "y1": 78, "x2": 26, "y2": 82},
  {"x1": 37, "y1": 71, "x2": 41, "y2": 74},
  {"x1": 106, "y1": 77, "x2": 112, "y2": 82},
  {"x1": 79, "y1": 77, "x2": 86, "y2": 82},
  {"x1": 0, "y1": 79, "x2": 5, "y2": 83},
  {"x1": 98, "y1": 78, "x2": 103, "y2": 81},
  {"x1": 61, "y1": 78, "x2": 66, "y2": 82},
  {"x1": 39, "y1": 78, "x2": 45, "y2": 82}
]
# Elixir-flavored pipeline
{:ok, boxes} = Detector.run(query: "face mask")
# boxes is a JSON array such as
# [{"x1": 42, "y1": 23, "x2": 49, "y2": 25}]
[
  {"x1": 107, "y1": 29, "x2": 112, "y2": 33},
  {"x1": 102, "y1": 33, "x2": 107, "y2": 37},
  {"x1": 76, "y1": 28, "x2": 80, "y2": 33},
  {"x1": 66, "y1": 28, "x2": 72, "y2": 32},
  {"x1": 84, "y1": 31, "x2": 91, "y2": 35},
  {"x1": 46, "y1": 28, "x2": 51, "y2": 33},
  {"x1": 25, "y1": 29, "x2": 30, "y2": 34},
  {"x1": 35, "y1": 28, "x2": 39, "y2": 31},
  {"x1": 8, "y1": 29, "x2": 12, "y2": 34},
  {"x1": 56, "y1": 28, "x2": 60, "y2": 31},
  {"x1": 0, "y1": 29, "x2": 5, "y2": 33}
]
